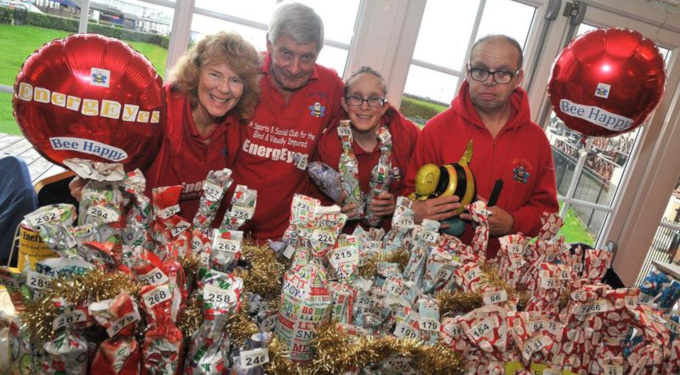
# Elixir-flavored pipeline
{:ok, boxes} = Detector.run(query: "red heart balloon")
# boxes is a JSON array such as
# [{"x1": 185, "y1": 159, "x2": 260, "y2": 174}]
[
  {"x1": 13, "y1": 34, "x2": 164, "y2": 170},
  {"x1": 548, "y1": 28, "x2": 666, "y2": 138}
]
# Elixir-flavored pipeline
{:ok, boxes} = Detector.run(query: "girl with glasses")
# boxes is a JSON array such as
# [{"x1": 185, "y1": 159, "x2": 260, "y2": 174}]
[{"x1": 315, "y1": 66, "x2": 421, "y2": 232}]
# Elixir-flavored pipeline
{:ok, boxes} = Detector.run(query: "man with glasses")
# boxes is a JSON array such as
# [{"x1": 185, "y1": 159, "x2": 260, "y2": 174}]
[
  {"x1": 232, "y1": 2, "x2": 345, "y2": 242},
  {"x1": 404, "y1": 34, "x2": 559, "y2": 258}
]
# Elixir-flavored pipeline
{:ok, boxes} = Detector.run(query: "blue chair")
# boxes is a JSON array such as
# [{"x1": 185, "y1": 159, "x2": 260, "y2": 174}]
[{"x1": 0, "y1": 156, "x2": 38, "y2": 266}]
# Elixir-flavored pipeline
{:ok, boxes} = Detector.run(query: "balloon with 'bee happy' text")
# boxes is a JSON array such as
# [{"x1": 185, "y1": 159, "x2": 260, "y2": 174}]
[
  {"x1": 548, "y1": 27, "x2": 666, "y2": 138},
  {"x1": 13, "y1": 34, "x2": 164, "y2": 171}
]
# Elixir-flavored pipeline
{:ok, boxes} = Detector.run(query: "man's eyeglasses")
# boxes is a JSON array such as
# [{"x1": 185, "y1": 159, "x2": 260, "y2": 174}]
[
  {"x1": 345, "y1": 95, "x2": 387, "y2": 107},
  {"x1": 468, "y1": 66, "x2": 520, "y2": 84}
]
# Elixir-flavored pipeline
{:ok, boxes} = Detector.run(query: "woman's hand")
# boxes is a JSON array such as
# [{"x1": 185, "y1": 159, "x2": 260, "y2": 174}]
[
  {"x1": 368, "y1": 192, "x2": 396, "y2": 217},
  {"x1": 68, "y1": 176, "x2": 87, "y2": 202}
]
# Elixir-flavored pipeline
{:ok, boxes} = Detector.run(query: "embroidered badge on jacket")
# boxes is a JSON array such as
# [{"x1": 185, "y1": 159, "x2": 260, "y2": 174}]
[{"x1": 309, "y1": 102, "x2": 326, "y2": 118}]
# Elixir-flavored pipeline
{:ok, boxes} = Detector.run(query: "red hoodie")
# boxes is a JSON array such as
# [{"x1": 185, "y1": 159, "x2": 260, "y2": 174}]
[
  {"x1": 316, "y1": 106, "x2": 420, "y2": 232},
  {"x1": 404, "y1": 81, "x2": 559, "y2": 258}
]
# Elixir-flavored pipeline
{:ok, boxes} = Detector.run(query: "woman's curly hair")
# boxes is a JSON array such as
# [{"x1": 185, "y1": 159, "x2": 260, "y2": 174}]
[{"x1": 170, "y1": 31, "x2": 262, "y2": 121}]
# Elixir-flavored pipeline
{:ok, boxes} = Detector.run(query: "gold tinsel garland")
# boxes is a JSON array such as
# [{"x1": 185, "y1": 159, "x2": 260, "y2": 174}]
[
  {"x1": 179, "y1": 252, "x2": 202, "y2": 284},
  {"x1": 437, "y1": 264, "x2": 518, "y2": 316},
  {"x1": 177, "y1": 294, "x2": 202, "y2": 339},
  {"x1": 234, "y1": 242, "x2": 288, "y2": 300},
  {"x1": 22, "y1": 268, "x2": 139, "y2": 343},
  {"x1": 310, "y1": 320, "x2": 465, "y2": 375},
  {"x1": 355, "y1": 247, "x2": 410, "y2": 280}
]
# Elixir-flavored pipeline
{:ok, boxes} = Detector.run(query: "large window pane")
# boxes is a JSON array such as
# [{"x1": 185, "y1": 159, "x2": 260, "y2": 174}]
[
  {"x1": 315, "y1": 45, "x2": 349, "y2": 78},
  {"x1": 404, "y1": 0, "x2": 536, "y2": 124},
  {"x1": 403, "y1": 66, "x2": 459, "y2": 105},
  {"x1": 412, "y1": 0, "x2": 480, "y2": 69},
  {"x1": 477, "y1": 0, "x2": 535, "y2": 51},
  {"x1": 296, "y1": 0, "x2": 360, "y2": 45},
  {"x1": 191, "y1": 15, "x2": 268, "y2": 52},
  {"x1": 194, "y1": 0, "x2": 276, "y2": 25}
]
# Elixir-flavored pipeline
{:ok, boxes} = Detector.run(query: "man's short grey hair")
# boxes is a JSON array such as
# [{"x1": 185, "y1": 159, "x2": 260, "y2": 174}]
[{"x1": 268, "y1": 2, "x2": 324, "y2": 51}]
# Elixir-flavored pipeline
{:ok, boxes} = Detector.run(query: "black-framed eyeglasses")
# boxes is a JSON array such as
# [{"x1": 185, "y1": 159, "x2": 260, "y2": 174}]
[
  {"x1": 467, "y1": 66, "x2": 520, "y2": 84},
  {"x1": 345, "y1": 95, "x2": 387, "y2": 107}
]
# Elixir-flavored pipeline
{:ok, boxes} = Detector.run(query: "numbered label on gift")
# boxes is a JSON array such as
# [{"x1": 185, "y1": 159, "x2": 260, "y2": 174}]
[
  {"x1": 106, "y1": 310, "x2": 141, "y2": 337},
  {"x1": 214, "y1": 237, "x2": 241, "y2": 253},
  {"x1": 26, "y1": 207, "x2": 62, "y2": 227},
  {"x1": 312, "y1": 229, "x2": 336, "y2": 245},
  {"x1": 470, "y1": 317, "x2": 494, "y2": 340},
  {"x1": 203, "y1": 180, "x2": 224, "y2": 202},
  {"x1": 158, "y1": 204, "x2": 180, "y2": 220},
  {"x1": 171, "y1": 220, "x2": 191, "y2": 237},
  {"x1": 87, "y1": 205, "x2": 120, "y2": 223},
  {"x1": 230, "y1": 206, "x2": 255, "y2": 220},
  {"x1": 143, "y1": 284, "x2": 172, "y2": 308},
  {"x1": 137, "y1": 267, "x2": 169, "y2": 286},
  {"x1": 483, "y1": 290, "x2": 508, "y2": 305},
  {"x1": 239, "y1": 348, "x2": 269, "y2": 370},
  {"x1": 330, "y1": 246, "x2": 357, "y2": 266},
  {"x1": 394, "y1": 321, "x2": 419, "y2": 339},
  {"x1": 204, "y1": 285, "x2": 237, "y2": 307},
  {"x1": 27, "y1": 270, "x2": 53, "y2": 290},
  {"x1": 577, "y1": 299, "x2": 609, "y2": 315},
  {"x1": 602, "y1": 364, "x2": 623, "y2": 375},
  {"x1": 419, "y1": 319, "x2": 440, "y2": 332},
  {"x1": 53, "y1": 309, "x2": 87, "y2": 330}
]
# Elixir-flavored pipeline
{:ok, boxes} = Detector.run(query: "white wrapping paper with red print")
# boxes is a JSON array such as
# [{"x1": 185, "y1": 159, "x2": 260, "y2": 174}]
[
  {"x1": 468, "y1": 201, "x2": 491, "y2": 261},
  {"x1": 454, "y1": 262, "x2": 484, "y2": 293},
  {"x1": 583, "y1": 247, "x2": 613, "y2": 283},
  {"x1": 622, "y1": 304, "x2": 670, "y2": 375},
  {"x1": 495, "y1": 234, "x2": 530, "y2": 288},
  {"x1": 667, "y1": 336, "x2": 680, "y2": 374},
  {"x1": 507, "y1": 311, "x2": 564, "y2": 366},
  {"x1": 536, "y1": 212, "x2": 564, "y2": 242},
  {"x1": 524, "y1": 263, "x2": 566, "y2": 313},
  {"x1": 457, "y1": 304, "x2": 509, "y2": 358}
]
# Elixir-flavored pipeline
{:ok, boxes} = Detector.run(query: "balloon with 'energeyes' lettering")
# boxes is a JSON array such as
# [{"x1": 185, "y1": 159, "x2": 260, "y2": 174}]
[
  {"x1": 13, "y1": 34, "x2": 164, "y2": 170},
  {"x1": 547, "y1": 27, "x2": 666, "y2": 138}
]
